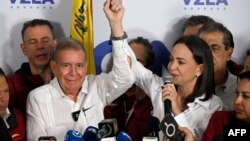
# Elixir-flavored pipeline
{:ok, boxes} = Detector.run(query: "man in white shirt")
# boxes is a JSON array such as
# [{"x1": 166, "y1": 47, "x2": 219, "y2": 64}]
[{"x1": 26, "y1": 0, "x2": 134, "y2": 140}]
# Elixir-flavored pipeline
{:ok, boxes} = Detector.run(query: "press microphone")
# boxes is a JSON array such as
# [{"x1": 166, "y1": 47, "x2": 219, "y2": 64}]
[
  {"x1": 97, "y1": 119, "x2": 118, "y2": 139},
  {"x1": 160, "y1": 113, "x2": 184, "y2": 141},
  {"x1": 162, "y1": 72, "x2": 173, "y2": 114},
  {"x1": 64, "y1": 130, "x2": 83, "y2": 141},
  {"x1": 145, "y1": 116, "x2": 160, "y2": 141},
  {"x1": 116, "y1": 131, "x2": 132, "y2": 141},
  {"x1": 82, "y1": 126, "x2": 99, "y2": 141}
]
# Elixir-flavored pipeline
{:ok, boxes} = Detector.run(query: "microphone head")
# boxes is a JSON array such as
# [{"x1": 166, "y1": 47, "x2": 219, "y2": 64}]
[
  {"x1": 162, "y1": 73, "x2": 173, "y2": 84},
  {"x1": 116, "y1": 131, "x2": 132, "y2": 141},
  {"x1": 82, "y1": 126, "x2": 99, "y2": 141},
  {"x1": 162, "y1": 65, "x2": 173, "y2": 84},
  {"x1": 64, "y1": 130, "x2": 83, "y2": 141}
]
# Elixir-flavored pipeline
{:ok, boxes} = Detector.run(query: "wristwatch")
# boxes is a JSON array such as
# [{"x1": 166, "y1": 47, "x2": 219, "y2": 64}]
[{"x1": 111, "y1": 31, "x2": 127, "y2": 40}]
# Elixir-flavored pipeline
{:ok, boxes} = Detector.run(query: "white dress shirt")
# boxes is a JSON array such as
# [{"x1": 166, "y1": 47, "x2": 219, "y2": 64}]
[
  {"x1": 125, "y1": 40, "x2": 223, "y2": 141},
  {"x1": 26, "y1": 39, "x2": 134, "y2": 141}
]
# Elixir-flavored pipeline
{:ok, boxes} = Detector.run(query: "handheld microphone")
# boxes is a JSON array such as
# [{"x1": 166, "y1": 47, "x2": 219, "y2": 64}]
[
  {"x1": 162, "y1": 73, "x2": 173, "y2": 114},
  {"x1": 116, "y1": 131, "x2": 132, "y2": 141},
  {"x1": 97, "y1": 119, "x2": 118, "y2": 139},
  {"x1": 64, "y1": 130, "x2": 83, "y2": 141},
  {"x1": 82, "y1": 126, "x2": 99, "y2": 141}
]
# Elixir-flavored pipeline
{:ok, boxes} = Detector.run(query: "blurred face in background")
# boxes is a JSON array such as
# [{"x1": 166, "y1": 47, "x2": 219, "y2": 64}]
[
  {"x1": 0, "y1": 75, "x2": 9, "y2": 117},
  {"x1": 199, "y1": 31, "x2": 232, "y2": 79},
  {"x1": 21, "y1": 25, "x2": 55, "y2": 71},
  {"x1": 130, "y1": 43, "x2": 147, "y2": 66},
  {"x1": 234, "y1": 79, "x2": 250, "y2": 123},
  {"x1": 183, "y1": 24, "x2": 203, "y2": 36},
  {"x1": 243, "y1": 55, "x2": 250, "y2": 73}
]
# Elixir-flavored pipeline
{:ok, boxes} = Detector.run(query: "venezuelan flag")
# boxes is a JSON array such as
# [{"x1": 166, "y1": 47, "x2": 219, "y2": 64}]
[{"x1": 70, "y1": 0, "x2": 96, "y2": 75}]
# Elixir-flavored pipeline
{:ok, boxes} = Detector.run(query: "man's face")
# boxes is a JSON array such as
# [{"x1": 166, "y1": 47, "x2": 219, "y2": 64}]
[
  {"x1": 183, "y1": 24, "x2": 203, "y2": 36},
  {"x1": 21, "y1": 25, "x2": 55, "y2": 70},
  {"x1": 0, "y1": 75, "x2": 9, "y2": 117},
  {"x1": 130, "y1": 43, "x2": 147, "y2": 66},
  {"x1": 51, "y1": 49, "x2": 88, "y2": 96},
  {"x1": 199, "y1": 31, "x2": 233, "y2": 77}
]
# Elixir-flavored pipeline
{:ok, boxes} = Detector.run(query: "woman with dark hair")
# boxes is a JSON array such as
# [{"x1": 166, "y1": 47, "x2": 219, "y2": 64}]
[
  {"x1": 202, "y1": 70, "x2": 250, "y2": 141},
  {"x1": 0, "y1": 68, "x2": 26, "y2": 141},
  {"x1": 128, "y1": 35, "x2": 222, "y2": 141},
  {"x1": 161, "y1": 36, "x2": 222, "y2": 140}
]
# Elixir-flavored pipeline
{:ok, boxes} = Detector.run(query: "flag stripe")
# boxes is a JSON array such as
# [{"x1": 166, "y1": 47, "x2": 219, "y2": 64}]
[{"x1": 70, "y1": 0, "x2": 96, "y2": 75}]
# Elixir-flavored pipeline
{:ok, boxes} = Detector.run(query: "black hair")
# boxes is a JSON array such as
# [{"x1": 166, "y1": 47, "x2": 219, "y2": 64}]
[
  {"x1": 198, "y1": 22, "x2": 234, "y2": 49},
  {"x1": 21, "y1": 19, "x2": 54, "y2": 41},
  {"x1": 173, "y1": 35, "x2": 215, "y2": 103},
  {"x1": 129, "y1": 37, "x2": 154, "y2": 69},
  {"x1": 238, "y1": 70, "x2": 250, "y2": 81},
  {"x1": 182, "y1": 15, "x2": 215, "y2": 32}
]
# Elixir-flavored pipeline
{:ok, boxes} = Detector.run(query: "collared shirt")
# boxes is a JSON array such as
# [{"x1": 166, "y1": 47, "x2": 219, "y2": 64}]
[
  {"x1": 126, "y1": 40, "x2": 223, "y2": 141},
  {"x1": 1, "y1": 107, "x2": 26, "y2": 141},
  {"x1": 26, "y1": 39, "x2": 134, "y2": 141},
  {"x1": 215, "y1": 71, "x2": 237, "y2": 111},
  {"x1": 3, "y1": 108, "x2": 11, "y2": 129},
  {"x1": 174, "y1": 95, "x2": 223, "y2": 141}
]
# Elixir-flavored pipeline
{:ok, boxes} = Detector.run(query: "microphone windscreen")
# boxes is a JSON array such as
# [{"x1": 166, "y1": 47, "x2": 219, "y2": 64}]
[
  {"x1": 162, "y1": 73, "x2": 173, "y2": 84},
  {"x1": 82, "y1": 126, "x2": 99, "y2": 141},
  {"x1": 64, "y1": 130, "x2": 83, "y2": 141},
  {"x1": 116, "y1": 131, "x2": 132, "y2": 141}
]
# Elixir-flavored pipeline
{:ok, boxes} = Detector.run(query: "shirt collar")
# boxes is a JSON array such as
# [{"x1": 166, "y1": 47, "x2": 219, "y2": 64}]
[
  {"x1": 187, "y1": 94, "x2": 210, "y2": 110},
  {"x1": 2, "y1": 108, "x2": 11, "y2": 120},
  {"x1": 50, "y1": 77, "x2": 88, "y2": 99}
]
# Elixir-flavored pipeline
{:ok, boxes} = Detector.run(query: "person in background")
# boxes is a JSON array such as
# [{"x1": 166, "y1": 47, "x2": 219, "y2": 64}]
[
  {"x1": 7, "y1": 19, "x2": 56, "y2": 118},
  {"x1": 182, "y1": 15, "x2": 215, "y2": 36},
  {"x1": 26, "y1": 0, "x2": 134, "y2": 140},
  {"x1": 242, "y1": 49, "x2": 250, "y2": 73},
  {"x1": 104, "y1": 37, "x2": 155, "y2": 141},
  {"x1": 183, "y1": 15, "x2": 243, "y2": 75},
  {"x1": 201, "y1": 70, "x2": 250, "y2": 141},
  {"x1": 0, "y1": 67, "x2": 25, "y2": 141},
  {"x1": 198, "y1": 22, "x2": 238, "y2": 111}
]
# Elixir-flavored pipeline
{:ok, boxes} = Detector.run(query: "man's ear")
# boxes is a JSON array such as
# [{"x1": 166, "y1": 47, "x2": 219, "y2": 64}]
[
  {"x1": 20, "y1": 43, "x2": 27, "y2": 55},
  {"x1": 50, "y1": 60, "x2": 57, "y2": 76},
  {"x1": 52, "y1": 39, "x2": 57, "y2": 49},
  {"x1": 227, "y1": 47, "x2": 233, "y2": 61}
]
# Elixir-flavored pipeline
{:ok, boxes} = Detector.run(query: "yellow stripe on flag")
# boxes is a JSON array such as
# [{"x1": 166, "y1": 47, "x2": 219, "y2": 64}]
[{"x1": 70, "y1": 0, "x2": 96, "y2": 75}]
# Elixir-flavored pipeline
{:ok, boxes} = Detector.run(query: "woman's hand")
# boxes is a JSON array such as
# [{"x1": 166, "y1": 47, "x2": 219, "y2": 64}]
[{"x1": 162, "y1": 83, "x2": 182, "y2": 115}]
